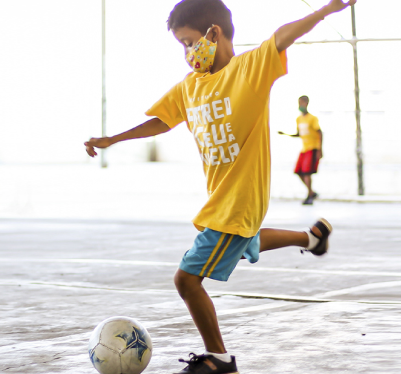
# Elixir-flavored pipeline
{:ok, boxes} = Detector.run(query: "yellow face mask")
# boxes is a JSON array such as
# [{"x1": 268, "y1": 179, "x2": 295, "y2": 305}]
[{"x1": 186, "y1": 26, "x2": 217, "y2": 74}]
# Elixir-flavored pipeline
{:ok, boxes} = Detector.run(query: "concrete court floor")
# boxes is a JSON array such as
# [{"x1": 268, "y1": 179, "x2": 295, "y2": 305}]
[{"x1": 0, "y1": 201, "x2": 401, "y2": 374}]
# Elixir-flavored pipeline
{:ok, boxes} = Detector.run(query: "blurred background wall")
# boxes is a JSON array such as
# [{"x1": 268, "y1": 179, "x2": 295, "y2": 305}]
[{"x1": 0, "y1": 0, "x2": 400, "y2": 199}]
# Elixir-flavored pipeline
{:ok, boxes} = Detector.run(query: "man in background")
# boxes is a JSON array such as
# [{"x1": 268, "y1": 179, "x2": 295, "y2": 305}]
[{"x1": 279, "y1": 96, "x2": 322, "y2": 205}]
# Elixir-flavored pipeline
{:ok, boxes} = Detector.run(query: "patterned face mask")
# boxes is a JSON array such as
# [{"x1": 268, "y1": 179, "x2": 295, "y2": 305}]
[{"x1": 186, "y1": 26, "x2": 217, "y2": 73}]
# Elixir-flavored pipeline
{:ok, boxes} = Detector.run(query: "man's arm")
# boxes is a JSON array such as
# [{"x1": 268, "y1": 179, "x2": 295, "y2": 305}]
[
  {"x1": 275, "y1": 0, "x2": 357, "y2": 53},
  {"x1": 278, "y1": 131, "x2": 299, "y2": 137},
  {"x1": 84, "y1": 117, "x2": 170, "y2": 158},
  {"x1": 317, "y1": 130, "x2": 323, "y2": 159}
]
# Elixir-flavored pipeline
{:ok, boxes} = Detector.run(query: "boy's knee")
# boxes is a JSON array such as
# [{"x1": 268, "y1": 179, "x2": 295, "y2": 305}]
[{"x1": 174, "y1": 269, "x2": 202, "y2": 299}]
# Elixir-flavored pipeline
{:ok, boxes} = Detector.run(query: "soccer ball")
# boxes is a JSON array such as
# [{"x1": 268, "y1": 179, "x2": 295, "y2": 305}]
[{"x1": 88, "y1": 316, "x2": 152, "y2": 374}]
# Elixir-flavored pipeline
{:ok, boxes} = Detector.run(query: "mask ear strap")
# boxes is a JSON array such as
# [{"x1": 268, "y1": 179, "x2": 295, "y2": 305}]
[{"x1": 204, "y1": 24, "x2": 215, "y2": 39}]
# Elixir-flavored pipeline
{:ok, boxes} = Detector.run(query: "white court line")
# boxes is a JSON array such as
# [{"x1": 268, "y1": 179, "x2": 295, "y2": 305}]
[
  {"x1": 2, "y1": 258, "x2": 401, "y2": 278},
  {"x1": 0, "y1": 281, "x2": 399, "y2": 356},
  {"x1": 146, "y1": 301, "x2": 292, "y2": 329},
  {"x1": 1, "y1": 280, "x2": 400, "y2": 305},
  {"x1": 218, "y1": 281, "x2": 401, "y2": 302},
  {"x1": 0, "y1": 300, "x2": 292, "y2": 356},
  {"x1": 316, "y1": 280, "x2": 401, "y2": 298}
]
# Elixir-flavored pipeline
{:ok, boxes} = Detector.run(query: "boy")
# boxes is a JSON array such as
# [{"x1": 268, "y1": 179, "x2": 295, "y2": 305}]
[
  {"x1": 279, "y1": 96, "x2": 323, "y2": 205},
  {"x1": 85, "y1": 0, "x2": 356, "y2": 372}
]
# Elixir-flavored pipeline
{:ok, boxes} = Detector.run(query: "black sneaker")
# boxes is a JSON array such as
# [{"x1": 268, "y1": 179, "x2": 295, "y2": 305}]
[
  {"x1": 302, "y1": 218, "x2": 333, "y2": 256},
  {"x1": 174, "y1": 353, "x2": 239, "y2": 374},
  {"x1": 302, "y1": 196, "x2": 314, "y2": 205}
]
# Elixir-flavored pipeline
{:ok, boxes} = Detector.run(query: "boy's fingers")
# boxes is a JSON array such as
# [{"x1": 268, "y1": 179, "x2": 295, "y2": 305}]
[
  {"x1": 85, "y1": 139, "x2": 103, "y2": 154},
  {"x1": 86, "y1": 145, "x2": 97, "y2": 157}
]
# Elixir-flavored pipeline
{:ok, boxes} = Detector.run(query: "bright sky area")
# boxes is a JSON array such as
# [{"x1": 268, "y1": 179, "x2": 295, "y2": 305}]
[{"x1": 0, "y1": 0, "x2": 400, "y2": 196}]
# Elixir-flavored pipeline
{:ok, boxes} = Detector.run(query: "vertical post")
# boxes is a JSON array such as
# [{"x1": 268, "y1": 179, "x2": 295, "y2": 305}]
[
  {"x1": 351, "y1": 5, "x2": 364, "y2": 195},
  {"x1": 101, "y1": 0, "x2": 107, "y2": 168},
  {"x1": 148, "y1": 137, "x2": 158, "y2": 162}
]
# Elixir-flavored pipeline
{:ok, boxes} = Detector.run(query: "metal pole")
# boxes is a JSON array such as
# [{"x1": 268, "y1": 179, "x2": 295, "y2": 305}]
[
  {"x1": 101, "y1": 0, "x2": 107, "y2": 168},
  {"x1": 351, "y1": 5, "x2": 364, "y2": 195}
]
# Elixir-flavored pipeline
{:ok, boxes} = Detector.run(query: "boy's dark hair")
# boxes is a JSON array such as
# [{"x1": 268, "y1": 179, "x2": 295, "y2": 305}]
[
  {"x1": 299, "y1": 95, "x2": 310, "y2": 104},
  {"x1": 167, "y1": 0, "x2": 235, "y2": 41}
]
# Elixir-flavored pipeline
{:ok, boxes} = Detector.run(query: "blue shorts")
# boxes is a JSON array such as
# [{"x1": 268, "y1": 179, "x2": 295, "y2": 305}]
[{"x1": 179, "y1": 228, "x2": 260, "y2": 282}]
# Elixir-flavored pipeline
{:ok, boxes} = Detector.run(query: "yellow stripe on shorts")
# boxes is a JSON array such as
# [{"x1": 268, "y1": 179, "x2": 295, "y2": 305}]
[
  {"x1": 206, "y1": 234, "x2": 234, "y2": 278},
  {"x1": 199, "y1": 233, "x2": 227, "y2": 277}
]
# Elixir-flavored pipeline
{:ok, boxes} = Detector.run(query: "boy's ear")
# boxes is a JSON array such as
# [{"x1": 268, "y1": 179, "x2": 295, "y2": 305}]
[{"x1": 208, "y1": 25, "x2": 223, "y2": 43}]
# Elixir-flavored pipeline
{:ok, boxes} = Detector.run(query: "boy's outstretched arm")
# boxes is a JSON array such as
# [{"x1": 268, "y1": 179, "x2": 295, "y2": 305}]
[
  {"x1": 84, "y1": 117, "x2": 170, "y2": 157},
  {"x1": 275, "y1": 0, "x2": 357, "y2": 52}
]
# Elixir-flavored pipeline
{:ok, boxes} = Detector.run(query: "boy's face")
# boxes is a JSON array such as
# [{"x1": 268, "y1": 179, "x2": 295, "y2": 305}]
[{"x1": 173, "y1": 26, "x2": 208, "y2": 57}]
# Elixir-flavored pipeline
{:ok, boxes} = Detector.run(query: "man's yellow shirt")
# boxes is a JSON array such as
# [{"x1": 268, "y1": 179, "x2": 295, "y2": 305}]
[{"x1": 297, "y1": 113, "x2": 321, "y2": 153}]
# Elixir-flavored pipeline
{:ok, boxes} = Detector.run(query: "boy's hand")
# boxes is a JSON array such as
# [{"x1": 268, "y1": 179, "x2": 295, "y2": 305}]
[
  {"x1": 326, "y1": 0, "x2": 357, "y2": 14},
  {"x1": 275, "y1": 0, "x2": 356, "y2": 52},
  {"x1": 84, "y1": 137, "x2": 113, "y2": 157}
]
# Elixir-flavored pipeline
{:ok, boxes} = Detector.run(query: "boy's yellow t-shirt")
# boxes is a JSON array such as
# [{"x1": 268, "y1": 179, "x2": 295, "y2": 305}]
[
  {"x1": 146, "y1": 35, "x2": 287, "y2": 238},
  {"x1": 296, "y1": 113, "x2": 321, "y2": 152}
]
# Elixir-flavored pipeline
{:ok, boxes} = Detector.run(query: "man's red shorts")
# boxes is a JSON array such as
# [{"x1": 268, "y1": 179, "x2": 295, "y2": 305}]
[{"x1": 294, "y1": 149, "x2": 320, "y2": 175}]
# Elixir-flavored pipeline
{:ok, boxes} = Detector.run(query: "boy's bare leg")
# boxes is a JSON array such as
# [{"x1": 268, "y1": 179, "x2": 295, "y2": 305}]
[
  {"x1": 174, "y1": 228, "x2": 325, "y2": 353},
  {"x1": 259, "y1": 228, "x2": 310, "y2": 253},
  {"x1": 174, "y1": 269, "x2": 226, "y2": 354}
]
